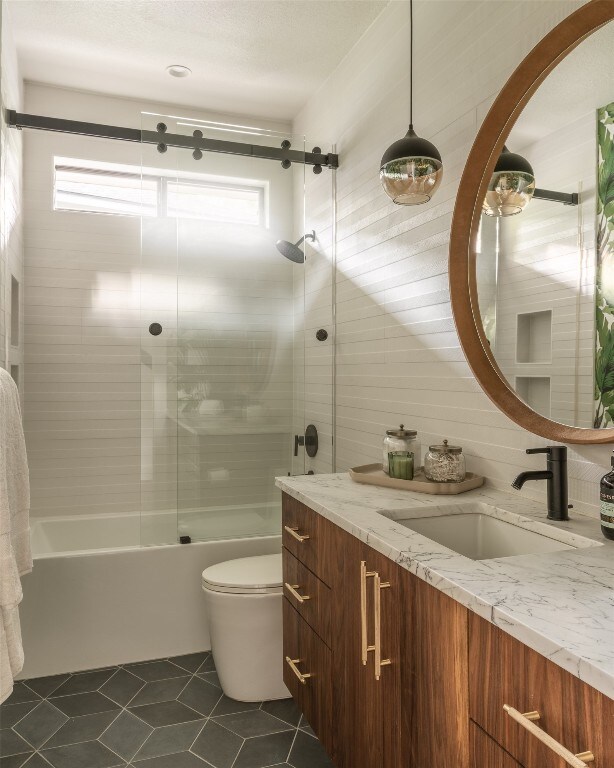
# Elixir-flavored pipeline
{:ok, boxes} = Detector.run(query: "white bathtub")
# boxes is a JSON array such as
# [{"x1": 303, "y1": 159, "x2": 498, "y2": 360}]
[{"x1": 20, "y1": 509, "x2": 282, "y2": 679}]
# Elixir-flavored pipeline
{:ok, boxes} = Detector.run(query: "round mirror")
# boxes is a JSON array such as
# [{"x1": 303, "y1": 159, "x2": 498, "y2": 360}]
[{"x1": 450, "y1": 1, "x2": 614, "y2": 444}]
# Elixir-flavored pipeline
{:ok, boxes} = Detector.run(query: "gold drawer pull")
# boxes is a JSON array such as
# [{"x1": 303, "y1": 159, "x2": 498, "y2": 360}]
[
  {"x1": 284, "y1": 525, "x2": 310, "y2": 543},
  {"x1": 360, "y1": 561, "x2": 376, "y2": 665},
  {"x1": 284, "y1": 582, "x2": 311, "y2": 603},
  {"x1": 503, "y1": 706, "x2": 594, "y2": 767},
  {"x1": 285, "y1": 656, "x2": 312, "y2": 684},
  {"x1": 373, "y1": 572, "x2": 391, "y2": 680}
]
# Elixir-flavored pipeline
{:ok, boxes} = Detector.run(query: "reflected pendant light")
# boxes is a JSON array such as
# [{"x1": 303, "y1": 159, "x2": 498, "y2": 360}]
[
  {"x1": 379, "y1": 0, "x2": 443, "y2": 205},
  {"x1": 482, "y1": 146, "x2": 536, "y2": 217}
]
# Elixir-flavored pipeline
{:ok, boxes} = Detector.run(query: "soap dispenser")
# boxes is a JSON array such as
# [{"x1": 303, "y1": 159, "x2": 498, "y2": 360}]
[{"x1": 600, "y1": 451, "x2": 614, "y2": 541}]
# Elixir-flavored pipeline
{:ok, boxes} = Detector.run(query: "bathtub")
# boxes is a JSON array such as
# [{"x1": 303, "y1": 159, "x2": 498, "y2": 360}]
[{"x1": 20, "y1": 508, "x2": 282, "y2": 679}]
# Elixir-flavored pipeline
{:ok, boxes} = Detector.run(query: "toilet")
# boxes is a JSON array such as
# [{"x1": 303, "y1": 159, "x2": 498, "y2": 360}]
[{"x1": 201, "y1": 553, "x2": 290, "y2": 702}]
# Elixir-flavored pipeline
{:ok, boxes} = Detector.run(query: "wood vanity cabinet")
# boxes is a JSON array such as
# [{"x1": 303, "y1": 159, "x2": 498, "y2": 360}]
[
  {"x1": 281, "y1": 494, "x2": 613, "y2": 768},
  {"x1": 469, "y1": 613, "x2": 614, "y2": 768},
  {"x1": 281, "y1": 493, "x2": 469, "y2": 768}
]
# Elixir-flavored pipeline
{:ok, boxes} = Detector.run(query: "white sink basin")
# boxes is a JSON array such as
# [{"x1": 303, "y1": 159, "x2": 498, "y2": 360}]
[{"x1": 380, "y1": 503, "x2": 600, "y2": 561}]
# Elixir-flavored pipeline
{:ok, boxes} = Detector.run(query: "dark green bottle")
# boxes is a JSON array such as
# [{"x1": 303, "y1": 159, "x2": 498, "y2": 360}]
[{"x1": 600, "y1": 451, "x2": 614, "y2": 540}]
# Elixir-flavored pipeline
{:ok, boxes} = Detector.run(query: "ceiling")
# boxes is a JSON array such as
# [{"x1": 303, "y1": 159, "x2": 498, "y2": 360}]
[{"x1": 6, "y1": 0, "x2": 387, "y2": 121}]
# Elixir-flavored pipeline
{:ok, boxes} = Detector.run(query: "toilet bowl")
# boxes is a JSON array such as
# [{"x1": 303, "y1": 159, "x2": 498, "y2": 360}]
[{"x1": 201, "y1": 553, "x2": 290, "y2": 702}]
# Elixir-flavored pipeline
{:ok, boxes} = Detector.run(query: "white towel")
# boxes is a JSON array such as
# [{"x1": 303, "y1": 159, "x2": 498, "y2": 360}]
[{"x1": 0, "y1": 367, "x2": 32, "y2": 703}]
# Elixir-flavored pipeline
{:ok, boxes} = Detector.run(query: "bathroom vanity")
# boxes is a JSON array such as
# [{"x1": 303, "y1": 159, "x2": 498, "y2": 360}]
[{"x1": 277, "y1": 473, "x2": 614, "y2": 768}]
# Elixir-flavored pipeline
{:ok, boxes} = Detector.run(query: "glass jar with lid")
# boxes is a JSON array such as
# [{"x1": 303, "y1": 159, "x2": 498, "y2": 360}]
[
  {"x1": 383, "y1": 425, "x2": 419, "y2": 474},
  {"x1": 424, "y1": 439, "x2": 466, "y2": 483}
]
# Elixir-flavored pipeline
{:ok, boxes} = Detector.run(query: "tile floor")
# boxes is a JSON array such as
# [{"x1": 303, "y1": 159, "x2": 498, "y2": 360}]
[{"x1": 0, "y1": 653, "x2": 335, "y2": 768}]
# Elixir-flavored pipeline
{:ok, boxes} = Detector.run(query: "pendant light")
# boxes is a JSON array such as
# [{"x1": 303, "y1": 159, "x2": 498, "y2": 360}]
[
  {"x1": 482, "y1": 146, "x2": 535, "y2": 217},
  {"x1": 379, "y1": 0, "x2": 443, "y2": 205}
]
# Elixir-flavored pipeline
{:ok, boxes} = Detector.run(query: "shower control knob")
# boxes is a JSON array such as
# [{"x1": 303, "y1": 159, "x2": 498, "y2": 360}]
[
  {"x1": 149, "y1": 323, "x2": 162, "y2": 336},
  {"x1": 316, "y1": 329, "x2": 328, "y2": 341}
]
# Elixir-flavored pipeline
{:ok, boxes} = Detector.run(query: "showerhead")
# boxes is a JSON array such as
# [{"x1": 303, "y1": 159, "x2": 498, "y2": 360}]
[{"x1": 276, "y1": 230, "x2": 316, "y2": 264}]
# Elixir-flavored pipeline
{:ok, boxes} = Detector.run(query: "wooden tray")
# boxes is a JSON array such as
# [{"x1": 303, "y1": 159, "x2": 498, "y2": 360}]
[{"x1": 349, "y1": 464, "x2": 485, "y2": 495}]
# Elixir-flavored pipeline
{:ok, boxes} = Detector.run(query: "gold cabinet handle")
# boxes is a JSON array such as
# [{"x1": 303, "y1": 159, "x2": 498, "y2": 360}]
[
  {"x1": 360, "y1": 561, "x2": 375, "y2": 665},
  {"x1": 284, "y1": 582, "x2": 311, "y2": 603},
  {"x1": 284, "y1": 525, "x2": 310, "y2": 543},
  {"x1": 373, "y1": 572, "x2": 391, "y2": 680},
  {"x1": 285, "y1": 656, "x2": 312, "y2": 684},
  {"x1": 503, "y1": 706, "x2": 594, "y2": 767}
]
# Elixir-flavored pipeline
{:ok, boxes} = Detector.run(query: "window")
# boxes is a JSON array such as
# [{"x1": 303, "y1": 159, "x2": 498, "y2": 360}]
[{"x1": 54, "y1": 159, "x2": 265, "y2": 226}]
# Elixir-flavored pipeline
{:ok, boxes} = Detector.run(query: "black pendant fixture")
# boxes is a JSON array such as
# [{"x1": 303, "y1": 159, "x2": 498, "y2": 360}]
[
  {"x1": 482, "y1": 146, "x2": 536, "y2": 217},
  {"x1": 380, "y1": 0, "x2": 443, "y2": 205}
]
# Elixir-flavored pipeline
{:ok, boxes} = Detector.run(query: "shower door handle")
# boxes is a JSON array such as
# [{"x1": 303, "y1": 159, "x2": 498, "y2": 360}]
[{"x1": 294, "y1": 434, "x2": 305, "y2": 456}]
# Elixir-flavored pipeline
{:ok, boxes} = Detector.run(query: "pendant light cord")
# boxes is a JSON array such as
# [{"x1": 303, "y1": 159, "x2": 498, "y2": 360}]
[{"x1": 409, "y1": 0, "x2": 413, "y2": 128}]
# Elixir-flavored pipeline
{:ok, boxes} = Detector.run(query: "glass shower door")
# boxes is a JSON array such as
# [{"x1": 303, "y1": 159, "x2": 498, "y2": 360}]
[{"x1": 140, "y1": 113, "x2": 307, "y2": 544}]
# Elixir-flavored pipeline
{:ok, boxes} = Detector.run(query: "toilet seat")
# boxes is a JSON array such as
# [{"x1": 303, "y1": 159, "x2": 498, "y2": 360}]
[{"x1": 201, "y1": 553, "x2": 283, "y2": 595}]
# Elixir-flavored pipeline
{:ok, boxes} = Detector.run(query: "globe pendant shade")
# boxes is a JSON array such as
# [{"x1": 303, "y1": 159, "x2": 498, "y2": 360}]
[
  {"x1": 482, "y1": 147, "x2": 535, "y2": 217},
  {"x1": 379, "y1": 126, "x2": 443, "y2": 205}
]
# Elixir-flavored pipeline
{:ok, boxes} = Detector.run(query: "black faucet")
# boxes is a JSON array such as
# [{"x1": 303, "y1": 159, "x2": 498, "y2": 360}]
[{"x1": 511, "y1": 446, "x2": 571, "y2": 521}]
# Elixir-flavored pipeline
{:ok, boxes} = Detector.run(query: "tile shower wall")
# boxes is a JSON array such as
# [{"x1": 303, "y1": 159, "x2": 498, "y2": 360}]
[
  {"x1": 294, "y1": 0, "x2": 610, "y2": 517},
  {"x1": 0, "y1": 2, "x2": 24, "y2": 386},
  {"x1": 489, "y1": 110, "x2": 596, "y2": 429},
  {"x1": 22, "y1": 83, "x2": 296, "y2": 525}
]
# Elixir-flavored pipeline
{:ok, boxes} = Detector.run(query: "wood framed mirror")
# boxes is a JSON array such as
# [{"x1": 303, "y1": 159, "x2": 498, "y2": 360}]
[{"x1": 449, "y1": 0, "x2": 614, "y2": 445}]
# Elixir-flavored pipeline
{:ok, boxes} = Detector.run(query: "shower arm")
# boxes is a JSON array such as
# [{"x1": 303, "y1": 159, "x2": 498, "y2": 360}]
[{"x1": 6, "y1": 110, "x2": 339, "y2": 170}]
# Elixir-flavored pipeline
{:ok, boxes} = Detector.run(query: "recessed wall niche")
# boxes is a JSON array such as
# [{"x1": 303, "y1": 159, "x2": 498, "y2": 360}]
[
  {"x1": 10, "y1": 275, "x2": 20, "y2": 347},
  {"x1": 10, "y1": 365, "x2": 19, "y2": 386},
  {"x1": 515, "y1": 376, "x2": 551, "y2": 417},
  {"x1": 516, "y1": 310, "x2": 552, "y2": 364}
]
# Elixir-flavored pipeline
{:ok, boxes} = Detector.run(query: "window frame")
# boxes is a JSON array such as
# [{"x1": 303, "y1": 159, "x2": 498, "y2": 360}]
[{"x1": 53, "y1": 160, "x2": 266, "y2": 226}]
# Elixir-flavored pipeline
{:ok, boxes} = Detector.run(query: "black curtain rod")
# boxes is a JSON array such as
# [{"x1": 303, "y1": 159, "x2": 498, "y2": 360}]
[{"x1": 6, "y1": 110, "x2": 339, "y2": 171}]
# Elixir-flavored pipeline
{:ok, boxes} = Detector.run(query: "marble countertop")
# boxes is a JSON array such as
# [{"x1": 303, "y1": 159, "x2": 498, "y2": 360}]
[{"x1": 275, "y1": 473, "x2": 614, "y2": 700}]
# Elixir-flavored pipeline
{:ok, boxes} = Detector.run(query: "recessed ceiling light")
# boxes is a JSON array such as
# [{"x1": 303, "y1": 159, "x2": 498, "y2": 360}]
[{"x1": 167, "y1": 65, "x2": 191, "y2": 78}]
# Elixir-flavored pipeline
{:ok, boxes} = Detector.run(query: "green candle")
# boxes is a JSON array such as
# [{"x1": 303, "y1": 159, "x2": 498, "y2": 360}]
[{"x1": 388, "y1": 451, "x2": 414, "y2": 480}]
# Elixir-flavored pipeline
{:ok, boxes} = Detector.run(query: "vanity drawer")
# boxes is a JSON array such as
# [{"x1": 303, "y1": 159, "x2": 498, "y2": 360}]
[
  {"x1": 469, "y1": 613, "x2": 613, "y2": 768},
  {"x1": 282, "y1": 493, "x2": 337, "y2": 585},
  {"x1": 283, "y1": 597, "x2": 334, "y2": 759},
  {"x1": 471, "y1": 722, "x2": 523, "y2": 768},
  {"x1": 282, "y1": 548, "x2": 331, "y2": 647}
]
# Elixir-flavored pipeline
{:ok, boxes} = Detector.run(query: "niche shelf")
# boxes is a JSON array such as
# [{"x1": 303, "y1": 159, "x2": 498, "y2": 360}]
[
  {"x1": 516, "y1": 310, "x2": 552, "y2": 363},
  {"x1": 515, "y1": 376, "x2": 551, "y2": 417}
]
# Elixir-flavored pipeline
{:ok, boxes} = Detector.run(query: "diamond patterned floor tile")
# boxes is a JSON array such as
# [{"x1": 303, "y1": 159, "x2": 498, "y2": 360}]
[
  {"x1": 287, "y1": 730, "x2": 334, "y2": 768},
  {"x1": 233, "y1": 730, "x2": 295, "y2": 768},
  {"x1": 98, "y1": 711, "x2": 152, "y2": 761},
  {"x1": 128, "y1": 701, "x2": 202, "y2": 729},
  {"x1": 42, "y1": 711, "x2": 119, "y2": 750},
  {"x1": 213, "y1": 710, "x2": 292, "y2": 739},
  {"x1": 132, "y1": 752, "x2": 206, "y2": 767},
  {"x1": 50, "y1": 693, "x2": 119, "y2": 718},
  {"x1": 209, "y1": 695, "x2": 259, "y2": 718},
  {"x1": 177, "y1": 678, "x2": 221, "y2": 717},
  {"x1": 12, "y1": 702, "x2": 68, "y2": 750},
  {"x1": 3, "y1": 685, "x2": 41, "y2": 707},
  {"x1": 13, "y1": 656, "x2": 330, "y2": 768},
  {"x1": 124, "y1": 662, "x2": 186, "y2": 683},
  {"x1": 21, "y1": 678, "x2": 68, "y2": 700},
  {"x1": 133, "y1": 720, "x2": 204, "y2": 761},
  {"x1": 41, "y1": 739, "x2": 125, "y2": 768},
  {"x1": 0, "y1": 753, "x2": 34, "y2": 768},
  {"x1": 261, "y1": 700, "x2": 301, "y2": 728},
  {"x1": 190, "y1": 720, "x2": 242, "y2": 768},
  {"x1": 49, "y1": 671, "x2": 114, "y2": 699},
  {"x1": 128, "y1": 677, "x2": 190, "y2": 708},
  {"x1": 0, "y1": 703, "x2": 38, "y2": 730},
  {"x1": 0, "y1": 729, "x2": 33, "y2": 758},
  {"x1": 168, "y1": 654, "x2": 209, "y2": 674},
  {"x1": 99, "y1": 670, "x2": 144, "y2": 707}
]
